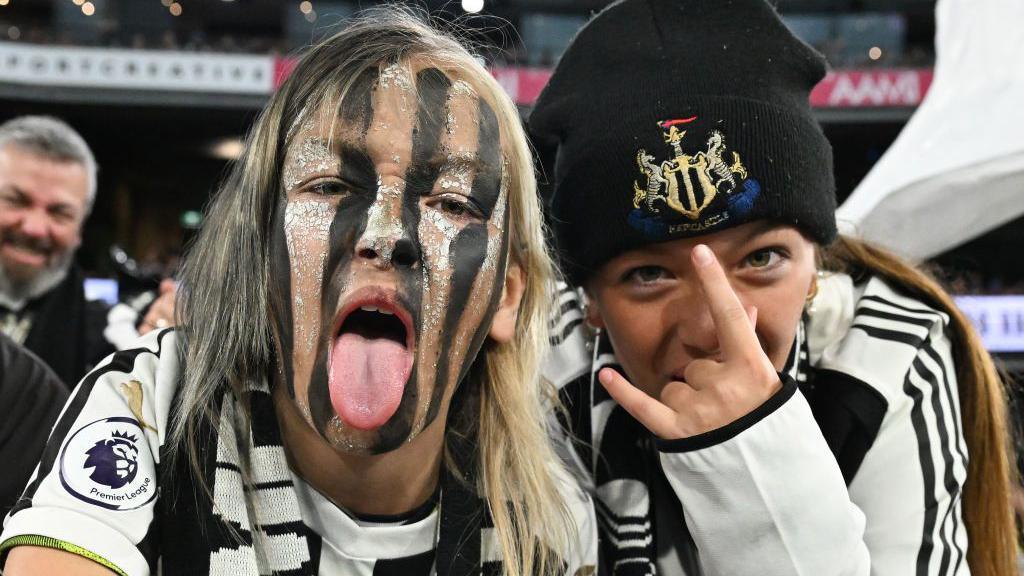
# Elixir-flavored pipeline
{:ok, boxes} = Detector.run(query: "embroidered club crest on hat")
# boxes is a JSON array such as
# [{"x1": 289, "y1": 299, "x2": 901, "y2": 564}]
[{"x1": 629, "y1": 117, "x2": 761, "y2": 239}]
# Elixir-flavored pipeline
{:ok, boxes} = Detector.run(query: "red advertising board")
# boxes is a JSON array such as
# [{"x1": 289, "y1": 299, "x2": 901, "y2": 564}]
[
  {"x1": 809, "y1": 69, "x2": 933, "y2": 108},
  {"x1": 272, "y1": 57, "x2": 933, "y2": 109}
]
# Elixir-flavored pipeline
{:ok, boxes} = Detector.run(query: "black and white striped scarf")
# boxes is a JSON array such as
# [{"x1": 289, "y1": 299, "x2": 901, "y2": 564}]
[{"x1": 155, "y1": 379, "x2": 494, "y2": 576}]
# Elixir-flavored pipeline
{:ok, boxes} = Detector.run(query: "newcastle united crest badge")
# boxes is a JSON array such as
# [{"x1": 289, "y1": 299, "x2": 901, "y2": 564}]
[{"x1": 629, "y1": 117, "x2": 761, "y2": 238}]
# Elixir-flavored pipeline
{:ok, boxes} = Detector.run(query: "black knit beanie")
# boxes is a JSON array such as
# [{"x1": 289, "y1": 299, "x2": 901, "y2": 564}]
[{"x1": 531, "y1": 0, "x2": 837, "y2": 286}]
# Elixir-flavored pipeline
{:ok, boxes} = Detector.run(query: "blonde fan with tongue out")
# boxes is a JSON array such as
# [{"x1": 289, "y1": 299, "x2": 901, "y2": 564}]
[{"x1": 0, "y1": 9, "x2": 595, "y2": 576}]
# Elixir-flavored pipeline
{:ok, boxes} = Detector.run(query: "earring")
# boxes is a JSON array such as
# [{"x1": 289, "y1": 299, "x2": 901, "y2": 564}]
[
  {"x1": 805, "y1": 271, "x2": 823, "y2": 314},
  {"x1": 806, "y1": 274, "x2": 819, "y2": 303}
]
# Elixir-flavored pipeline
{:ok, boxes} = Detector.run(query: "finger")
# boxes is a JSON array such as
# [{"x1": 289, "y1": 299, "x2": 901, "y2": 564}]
[
  {"x1": 597, "y1": 368, "x2": 679, "y2": 439},
  {"x1": 691, "y1": 244, "x2": 761, "y2": 359},
  {"x1": 160, "y1": 278, "x2": 176, "y2": 294},
  {"x1": 681, "y1": 358, "x2": 722, "y2": 391},
  {"x1": 659, "y1": 380, "x2": 699, "y2": 409}
]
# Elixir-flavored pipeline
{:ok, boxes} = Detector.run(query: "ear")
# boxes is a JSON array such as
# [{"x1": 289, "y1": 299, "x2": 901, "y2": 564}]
[
  {"x1": 488, "y1": 261, "x2": 526, "y2": 344},
  {"x1": 583, "y1": 289, "x2": 606, "y2": 330}
]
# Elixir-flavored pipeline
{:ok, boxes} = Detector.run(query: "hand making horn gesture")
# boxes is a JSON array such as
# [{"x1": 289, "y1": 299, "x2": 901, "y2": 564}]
[{"x1": 598, "y1": 244, "x2": 784, "y2": 440}]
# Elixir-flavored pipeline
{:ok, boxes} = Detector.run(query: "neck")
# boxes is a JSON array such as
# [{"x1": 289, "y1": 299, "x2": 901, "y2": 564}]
[{"x1": 273, "y1": 383, "x2": 445, "y2": 517}]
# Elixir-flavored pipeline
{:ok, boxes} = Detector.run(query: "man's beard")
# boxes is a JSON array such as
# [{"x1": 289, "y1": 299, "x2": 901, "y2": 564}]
[{"x1": 0, "y1": 249, "x2": 75, "y2": 311}]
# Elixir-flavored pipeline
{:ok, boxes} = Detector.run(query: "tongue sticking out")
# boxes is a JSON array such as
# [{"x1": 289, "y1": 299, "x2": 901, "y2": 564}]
[{"x1": 329, "y1": 329, "x2": 413, "y2": 430}]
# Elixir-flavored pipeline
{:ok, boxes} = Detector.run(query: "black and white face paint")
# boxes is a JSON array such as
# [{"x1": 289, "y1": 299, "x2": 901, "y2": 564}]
[{"x1": 269, "y1": 60, "x2": 509, "y2": 454}]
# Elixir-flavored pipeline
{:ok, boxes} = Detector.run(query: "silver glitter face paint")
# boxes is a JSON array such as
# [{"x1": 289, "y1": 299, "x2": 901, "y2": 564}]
[
  {"x1": 282, "y1": 137, "x2": 338, "y2": 193},
  {"x1": 284, "y1": 200, "x2": 334, "y2": 355},
  {"x1": 357, "y1": 177, "x2": 405, "y2": 264},
  {"x1": 377, "y1": 61, "x2": 414, "y2": 114}
]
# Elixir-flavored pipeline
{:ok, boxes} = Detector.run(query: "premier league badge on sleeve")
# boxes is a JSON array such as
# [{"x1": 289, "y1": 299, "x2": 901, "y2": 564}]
[{"x1": 59, "y1": 416, "x2": 157, "y2": 511}]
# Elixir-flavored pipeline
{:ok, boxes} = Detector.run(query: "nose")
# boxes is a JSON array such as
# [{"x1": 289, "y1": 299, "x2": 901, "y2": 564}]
[
  {"x1": 18, "y1": 208, "x2": 52, "y2": 239},
  {"x1": 355, "y1": 183, "x2": 418, "y2": 269},
  {"x1": 670, "y1": 288, "x2": 721, "y2": 358}
]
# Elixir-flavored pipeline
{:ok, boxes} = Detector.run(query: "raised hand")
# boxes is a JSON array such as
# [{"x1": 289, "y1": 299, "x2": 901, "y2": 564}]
[{"x1": 597, "y1": 244, "x2": 782, "y2": 440}]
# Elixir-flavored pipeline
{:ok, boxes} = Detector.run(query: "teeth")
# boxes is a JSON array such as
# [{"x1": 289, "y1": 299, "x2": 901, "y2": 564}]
[
  {"x1": 379, "y1": 309, "x2": 394, "y2": 316},
  {"x1": 360, "y1": 306, "x2": 378, "y2": 312}
]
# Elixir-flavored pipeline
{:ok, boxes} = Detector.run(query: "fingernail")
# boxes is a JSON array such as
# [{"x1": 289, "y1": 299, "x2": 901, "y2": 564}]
[
  {"x1": 598, "y1": 368, "x2": 613, "y2": 386},
  {"x1": 692, "y1": 244, "x2": 713, "y2": 267}
]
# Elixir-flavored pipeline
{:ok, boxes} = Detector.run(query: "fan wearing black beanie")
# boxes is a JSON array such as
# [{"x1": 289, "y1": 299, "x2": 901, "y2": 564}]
[{"x1": 533, "y1": 0, "x2": 1019, "y2": 574}]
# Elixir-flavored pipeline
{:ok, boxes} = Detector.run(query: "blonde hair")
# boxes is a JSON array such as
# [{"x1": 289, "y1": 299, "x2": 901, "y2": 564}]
[
  {"x1": 821, "y1": 235, "x2": 1020, "y2": 576},
  {"x1": 173, "y1": 8, "x2": 574, "y2": 575}
]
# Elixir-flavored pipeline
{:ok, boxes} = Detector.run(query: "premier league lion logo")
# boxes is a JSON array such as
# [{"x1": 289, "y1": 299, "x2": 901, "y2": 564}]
[
  {"x1": 60, "y1": 416, "x2": 156, "y2": 510},
  {"x1": 83, "y1": 430, "x2": 139, "y2": 489}
]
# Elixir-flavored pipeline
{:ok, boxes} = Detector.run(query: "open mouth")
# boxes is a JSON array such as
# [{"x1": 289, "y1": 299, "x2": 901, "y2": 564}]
[
  {"x1": 328, "y1": 292, "x2": 416, "y2": 431},
  {"x1": 339, "y1": 306, "x2": 408, "y2": 346}
]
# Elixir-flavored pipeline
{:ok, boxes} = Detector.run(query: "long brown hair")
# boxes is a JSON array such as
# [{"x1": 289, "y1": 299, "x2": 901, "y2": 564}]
[{"x1": 821, "y1": 234, "x2": 1020, "y2": 576}]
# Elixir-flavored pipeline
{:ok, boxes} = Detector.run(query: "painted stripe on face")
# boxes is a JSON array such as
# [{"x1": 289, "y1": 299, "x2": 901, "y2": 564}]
[
  {"x1": 421, "y1": 90, "x2": 506, "y2": 428},
  {"x1": 269, "y1": 193, "x2": 296, "y2": 397}
]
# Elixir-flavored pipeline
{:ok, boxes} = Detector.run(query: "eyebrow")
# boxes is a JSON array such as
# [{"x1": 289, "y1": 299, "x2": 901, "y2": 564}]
[
  {"x1": 432, "y1": 151, "x2": 488, "y2": 176},
  {"x1": 735, "y1": 220, "x2": 784, "y2": 245}
]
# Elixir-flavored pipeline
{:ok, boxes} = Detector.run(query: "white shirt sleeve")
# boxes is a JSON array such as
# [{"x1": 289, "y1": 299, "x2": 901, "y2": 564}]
[
  {"x1": 0, "y1": 330, "x2": 178, "y2": 576},
  {"x1": 657, "y1": 382, "x2": 871, "y2": 576}
]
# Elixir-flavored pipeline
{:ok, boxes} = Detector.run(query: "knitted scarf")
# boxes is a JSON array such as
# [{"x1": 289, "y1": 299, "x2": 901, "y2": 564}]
[{"x1": 155, "y1": 379, "x2": 494, "y2": 576}]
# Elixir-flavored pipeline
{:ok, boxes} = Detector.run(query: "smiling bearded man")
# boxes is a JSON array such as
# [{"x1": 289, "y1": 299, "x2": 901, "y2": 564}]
[
  {"x1": 0, "y1": 116, "x2": 116, "y2": 387},
  {"x1": 0, "y1": 11, "x2": 596, "y2": 576}
]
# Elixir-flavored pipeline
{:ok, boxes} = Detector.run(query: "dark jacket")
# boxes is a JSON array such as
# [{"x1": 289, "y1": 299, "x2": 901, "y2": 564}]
[
  {"x1": 10, "y1": 265, "x2": 114, "y2": 388},
  {"x1": 0, "y1": 333, "x2": 68, "y2": 520}
]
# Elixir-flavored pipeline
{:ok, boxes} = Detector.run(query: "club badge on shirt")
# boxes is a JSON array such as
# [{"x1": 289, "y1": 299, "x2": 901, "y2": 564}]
[{"x1": 59, "y1": 416, "x2": 156, "y2": 511}]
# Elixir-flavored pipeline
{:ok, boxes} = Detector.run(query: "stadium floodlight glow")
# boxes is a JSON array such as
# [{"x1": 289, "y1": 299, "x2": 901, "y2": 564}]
[
  {"x1": 161, "y1": 0, "x2": 172, "y2": 6},
  {"x1": 462, "y1": 0, "x2": 483, "y2": 13},
  {"x1": 170, "y1": 2, "x2": 182, "y2": 16},
  {"x1": 7, "y1": 26, "x2": 19, "y2": 40},
  {"x1": 73, "y1": 0, "x2": 85, "y2": 6},
  {"x1": 0, "y1": 0, "x2": 9, "y2": 7},
  {"x1": 868, "y1": 46, "x2": 882, "y2": 61},
  {"x1": 300, "y1": 1, "x2": 313, "y2": 14},
  {"x1": 209, "y1": 138, "x2": 245, "y2": 161},
  {"x1": 82, "y1": 1, "x2": 95, "y2": 15}
]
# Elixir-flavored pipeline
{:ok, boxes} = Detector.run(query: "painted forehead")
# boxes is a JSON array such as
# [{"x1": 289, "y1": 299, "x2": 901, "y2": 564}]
[{"x1": 283, "y1": 61, "x2": 505, "y2": 204}]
